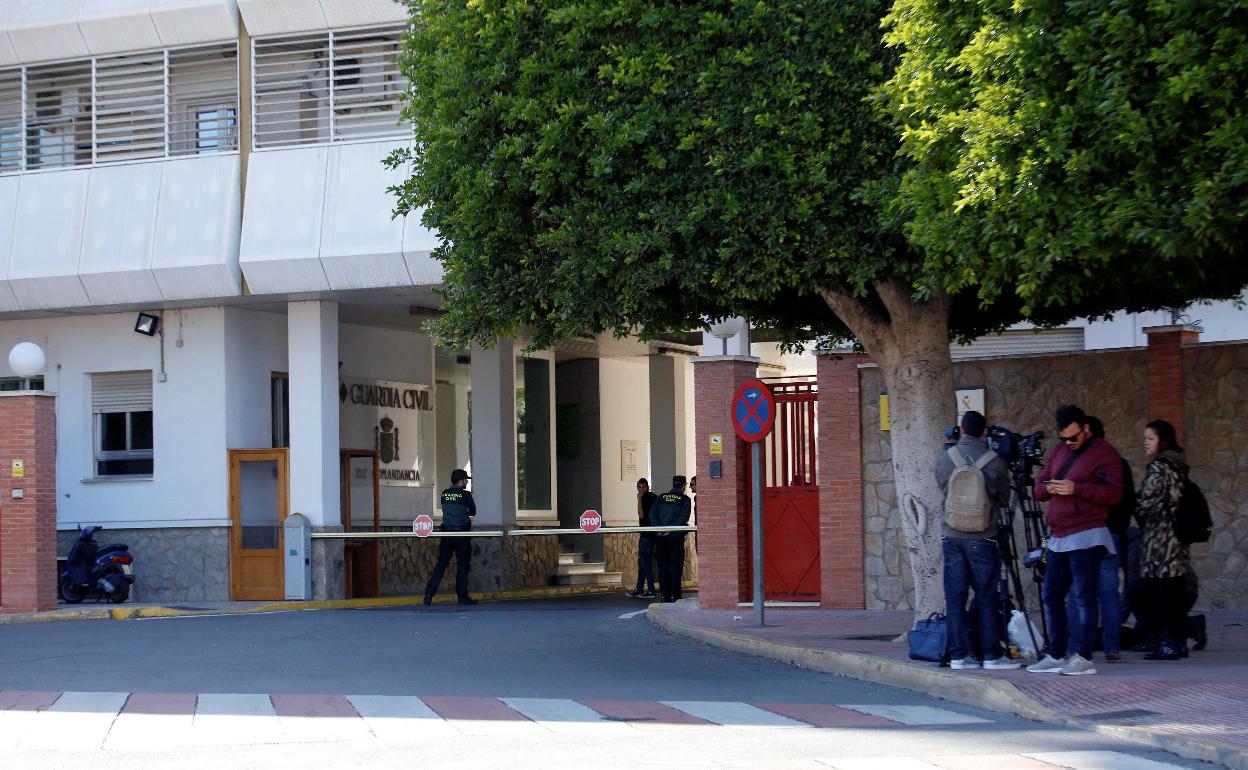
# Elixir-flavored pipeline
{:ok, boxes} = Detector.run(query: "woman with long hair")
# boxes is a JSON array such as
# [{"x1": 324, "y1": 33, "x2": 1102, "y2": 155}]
[{"x1": 1135, "y1": 419, "x2": 1191, "y2": 661}]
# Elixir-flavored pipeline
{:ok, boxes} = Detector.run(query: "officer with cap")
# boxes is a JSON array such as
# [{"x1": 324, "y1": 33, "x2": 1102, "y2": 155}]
[
  {"x1": 424, "y1": 469, "x2": 478, "y2": 605},
  {"x1": 649, "y1": 475, "x2": 692, "y2": 603}
]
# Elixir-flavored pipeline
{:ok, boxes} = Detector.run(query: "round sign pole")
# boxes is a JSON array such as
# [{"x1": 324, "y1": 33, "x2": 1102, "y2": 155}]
[{"x1": 731, "y1": 379, "x2": 776, "y2": 628}]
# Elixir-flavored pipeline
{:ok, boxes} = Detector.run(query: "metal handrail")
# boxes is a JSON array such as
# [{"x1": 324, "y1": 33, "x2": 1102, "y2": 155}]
[{"x1": 309, "y1": 525, "x2": 696, "y2": 540}]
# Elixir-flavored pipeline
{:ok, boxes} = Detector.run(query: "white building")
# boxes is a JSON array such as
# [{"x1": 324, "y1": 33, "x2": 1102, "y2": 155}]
[{"x1": 0, "y1": 0, "x2": 698, "y2": 602}]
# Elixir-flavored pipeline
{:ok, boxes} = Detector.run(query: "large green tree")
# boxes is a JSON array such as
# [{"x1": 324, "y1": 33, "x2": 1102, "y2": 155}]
[{"x1": 389, "y1": 0, "x2": 1248, "y2": 616}]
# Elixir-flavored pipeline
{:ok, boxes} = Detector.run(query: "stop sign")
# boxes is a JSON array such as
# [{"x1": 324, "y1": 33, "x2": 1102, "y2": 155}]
[
  {"x1": 412, "y1": 514, "x2": 435, "y2": 538},
  {"x1": 579, "y1": 510, "x2": 602, "y2": 533}
]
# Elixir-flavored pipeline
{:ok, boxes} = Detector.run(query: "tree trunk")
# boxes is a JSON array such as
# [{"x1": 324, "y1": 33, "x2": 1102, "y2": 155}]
[{"x1": 822, "y1": 284, "x2": 954, "y2": 619}]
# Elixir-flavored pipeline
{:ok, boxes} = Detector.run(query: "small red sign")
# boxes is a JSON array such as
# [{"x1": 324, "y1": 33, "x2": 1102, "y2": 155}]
[
  {"x1": 579, "y1": 510, "x2": 603, "y2": 533},
  {"x1": 731, "y1": 379, "x2": 777, "y2": 443},
  {"x1": 412, "y1": 514, "x2": 435, "y2": 538}
]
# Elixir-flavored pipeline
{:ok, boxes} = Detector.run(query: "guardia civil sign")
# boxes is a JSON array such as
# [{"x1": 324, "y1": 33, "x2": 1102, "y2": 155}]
[{"x1": 339, "y1": 377, "x2": 435, "y2": 488}]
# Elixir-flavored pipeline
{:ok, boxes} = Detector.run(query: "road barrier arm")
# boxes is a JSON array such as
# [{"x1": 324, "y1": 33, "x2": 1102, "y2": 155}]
[{"x1": 309, "y1": 525, "x2": 695, "y2": 539}]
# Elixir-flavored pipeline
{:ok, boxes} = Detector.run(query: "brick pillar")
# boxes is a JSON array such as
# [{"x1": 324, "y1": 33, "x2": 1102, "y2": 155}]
[
  {"x1": 0, "y1": 393, "x2": 58, "y2": 614},
  {"x1": 1144, "y1": 325, "x2": 1200, "y2": 443},
  {"x1": 816, "y1": 352, "x2": 865, "y2": 609},
  {"x1": 692, "y1": 355, "x2": 758, "y2": 609}
]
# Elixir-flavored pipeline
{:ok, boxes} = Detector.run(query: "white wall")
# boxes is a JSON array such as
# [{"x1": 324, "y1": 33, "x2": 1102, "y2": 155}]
[
  {"x1": 0, "y1": 308, "x2": 230, "y2": 530},
  {"x1": 1080, "y1": 296, "x2": 1248, "y2": 349},
  {"x1": 598, "y1": 357, "x2": 649, "y2": 525},
  {"x1": 224, "y1": 307, "x2": 286, "y2": 449}
]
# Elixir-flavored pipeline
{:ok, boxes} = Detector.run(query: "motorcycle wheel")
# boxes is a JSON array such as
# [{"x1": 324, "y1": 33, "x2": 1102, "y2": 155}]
[
  {"x1": 106, "y1": 581, "x2": 130, "y2": 604},
  {"x1": 60, "y1": 577, "x2": 87, "y2": 604}
]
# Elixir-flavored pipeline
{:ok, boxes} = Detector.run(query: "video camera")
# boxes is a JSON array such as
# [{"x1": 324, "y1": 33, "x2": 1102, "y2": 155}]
[{"x1": 986, "y1": 425, "x2": 1045, "y2": 470}]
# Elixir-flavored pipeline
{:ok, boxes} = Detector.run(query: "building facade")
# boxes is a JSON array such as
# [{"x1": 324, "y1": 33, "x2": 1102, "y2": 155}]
[{"x1": 0, "y1": 0, "x2": 700, "y2": 603}]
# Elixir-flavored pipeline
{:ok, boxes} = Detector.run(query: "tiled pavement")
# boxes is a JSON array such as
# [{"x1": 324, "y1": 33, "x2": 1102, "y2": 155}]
[
  {"x1": 0, "y1": 691, "x2": 1199, "y2": 768},
  {"x1": 654, "y1": 606, "x2": 1248, "y2": 750}
]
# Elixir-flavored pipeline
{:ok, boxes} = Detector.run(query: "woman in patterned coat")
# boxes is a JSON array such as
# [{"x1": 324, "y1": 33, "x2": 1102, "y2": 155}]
[{"x1": 1135, "y1": 419, "x2": 1191, "y2": 661}]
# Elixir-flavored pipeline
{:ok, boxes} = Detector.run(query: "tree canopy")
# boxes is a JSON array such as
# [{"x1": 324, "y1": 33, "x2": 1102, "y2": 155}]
[{"x1": 882, "y1": 0, "x2": 1248, "y2": 316}]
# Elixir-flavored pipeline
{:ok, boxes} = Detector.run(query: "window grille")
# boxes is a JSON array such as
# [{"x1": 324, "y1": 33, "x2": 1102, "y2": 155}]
[
  {"x1": 25, "y1": 61, "x2": 92, "y2": 170},
  {"x1": 0, "y1": 42, "x2": 237, "y2": 174},
  {"x1": 0, "y1": 71, "x2": 21, "y2": 172},
  {"x1": 253, "y1": 25, "x2": 406, "y2": 149}
]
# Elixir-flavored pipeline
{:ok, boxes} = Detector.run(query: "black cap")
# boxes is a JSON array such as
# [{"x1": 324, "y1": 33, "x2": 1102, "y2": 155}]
[
  {"x1": 672, "y1": 475, "x2": 687, "y2": 487},
  {"x1": 451, "y1": 469, "x2": 470, "y2": 484}
]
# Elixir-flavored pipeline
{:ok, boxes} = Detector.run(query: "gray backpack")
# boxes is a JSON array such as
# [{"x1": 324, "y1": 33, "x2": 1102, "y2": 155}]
[{"x1": 944, "y1": 446, "x2": 998, "y2": 533}]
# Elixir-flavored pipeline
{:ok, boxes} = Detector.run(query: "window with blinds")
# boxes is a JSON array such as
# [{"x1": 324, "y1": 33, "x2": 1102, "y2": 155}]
[
  {"x1": 91, "y1": 371, "x2": 154, "y2": 478},
  {"x1": 253, "y1": 25, "x2": 406, "y2": 149},
  {"x1": 0, "y1": 42, "x2": 237, "y2": 174}
]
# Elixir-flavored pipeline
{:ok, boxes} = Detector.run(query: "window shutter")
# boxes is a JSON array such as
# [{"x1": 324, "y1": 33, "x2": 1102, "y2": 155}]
[
  {"x1": 253, "y1": 33, "x2": 331, "y2": 149},
  {"x1": 92, "y1": 371, "x2": 153, "y2": 414},
  {"x1": 0, "y1": 70, "x2": 21, "y2": 173},
  {"x1": 169, "y1": 44, "x2": 240, "y2": 156},
  {"x1": 24, "y1": 61, "x2": 92, "y2": 170},
  {"x1": 330, "y1": 27, "x2": 404, "y2": 141},
  {"x1": 94, "y1": 52, "x2": 166, "y2": 162}
]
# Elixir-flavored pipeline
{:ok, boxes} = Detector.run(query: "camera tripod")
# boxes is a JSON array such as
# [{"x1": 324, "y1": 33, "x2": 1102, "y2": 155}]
[{"x1": 996, "y1": 470, "x2": 1050, "y2": 657}]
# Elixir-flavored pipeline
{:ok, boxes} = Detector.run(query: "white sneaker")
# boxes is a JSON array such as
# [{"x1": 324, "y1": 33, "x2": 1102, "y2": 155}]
[
  {"x1": 1026, "y1": 654, "x2": 1066, "y2": 673},
  {"x1": 983, "y1": 656, "x2": 1023, "y2": 670},
  {"x1": 949, "y1": 656, "x2": 981, "y2": 670},
  {"x1": 1060, "y1": 653, "x2": 1097, "y2": 676}
]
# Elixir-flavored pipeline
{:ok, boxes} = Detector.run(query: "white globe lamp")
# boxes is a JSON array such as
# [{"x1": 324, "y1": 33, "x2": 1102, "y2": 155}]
[
  {"x1": 707, "y1": 316, "x2": 744, "y2": 356},
  {"x1": 9, "y1": 341, "x2": 47, "y2": 380}
]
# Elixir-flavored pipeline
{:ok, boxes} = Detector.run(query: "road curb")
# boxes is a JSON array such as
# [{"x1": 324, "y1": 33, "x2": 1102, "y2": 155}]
[
  {"x1": 0, "y1": 607, "x2": 112, "y2": 624},
  {"x1": 647, "y1": 607, "x2": 1248, "y2": 770}
]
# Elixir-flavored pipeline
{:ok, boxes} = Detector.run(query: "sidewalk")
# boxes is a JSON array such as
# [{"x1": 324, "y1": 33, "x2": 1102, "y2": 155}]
[
  {"x1": 0, "y1": 581, "x2": 653, "y2": 624},
  {"x1": 648, "y1": 604, "x2": 1248, "y2": 770}
]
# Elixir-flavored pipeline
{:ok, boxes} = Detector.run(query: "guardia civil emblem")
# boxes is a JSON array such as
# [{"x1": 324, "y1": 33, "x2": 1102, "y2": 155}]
[{"x1": 376, "y1": 415, "x2": 399, "y2": 464}]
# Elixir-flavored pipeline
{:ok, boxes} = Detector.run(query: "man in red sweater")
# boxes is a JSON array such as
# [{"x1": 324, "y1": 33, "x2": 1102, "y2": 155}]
[{"x1": 1026, "y1": 404, "x2": 1124, "y2": 676}]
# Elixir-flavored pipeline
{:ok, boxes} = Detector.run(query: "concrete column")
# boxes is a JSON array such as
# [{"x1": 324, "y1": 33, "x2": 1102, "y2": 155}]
[
  {"x1": 816, "y1": 352, "x2": 866, "y2": 609},
  {"x1": 692, "y1": 355, "x2": 759, "y2": 609},
  {"x1": 0, "y1": 393, "x2": 58, "y2": 615},
  {"x1": 287, "y1": 301, "x2": 340, "y2": 527},
  {"x1": 470, "y1": 339, "x2": 516, "y2": 528},
  {"x1": 1144, "y1": 325, "x2": 1201, "y2": 444},
  {"x1": 648, "y1": 354, "x2": 678, "y2": 487}
]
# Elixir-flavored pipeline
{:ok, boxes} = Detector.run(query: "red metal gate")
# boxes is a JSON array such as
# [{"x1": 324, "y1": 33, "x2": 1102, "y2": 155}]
[{"x1": 756, "y1": 377, "x2": 820, "y2": 601}]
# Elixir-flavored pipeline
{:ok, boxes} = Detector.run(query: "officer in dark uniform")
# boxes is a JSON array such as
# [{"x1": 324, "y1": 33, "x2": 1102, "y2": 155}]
[
  {"x1": 423, "y1": 469, "x2": 478, "y2": 605},
  {"x1": 649, "y1": 475, "x2": 692, "y2": 603}
]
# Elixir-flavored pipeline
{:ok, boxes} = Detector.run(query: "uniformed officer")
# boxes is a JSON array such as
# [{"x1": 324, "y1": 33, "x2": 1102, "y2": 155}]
[
  {"x1": 424, "y1": 469, "x2": 478, "y2": 606},
  {"x1": 649, "y1": 475, "x2": 692, "y2": 603}
]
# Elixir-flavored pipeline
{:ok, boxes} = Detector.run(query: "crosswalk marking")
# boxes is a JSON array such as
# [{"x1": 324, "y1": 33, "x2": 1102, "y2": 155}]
[
  {"x1": 347, "y1": 694, "x2": 459, "y2": 739},
  {"x1": 1022, "y1": 751, "x2": 1193, "y2": 770},
  {"x1": 841, "y1": 704, "x2": 992, "y2": 726},
  {"x1": 272, "y1": 694, "x2": 373, "y2": 742},
  {"x1": 822, "y1": 759, "x2": 944, "y2": 770},
  {"x1": 421, "y1": 696, "x2": 535, "y2": 736},
  {"x1": 662, "y1": 700, "x2": 808, "y2": 728},
  {"x1": 502, "y1": 697, "x2": 635, "y2": 734},
  {"x1": 21, "y1": 691, "x2": 128, "y2": 750},
  {"x1": 192, "y1": 693, "x2": 278, "y2": 745},
  {"x1": 106, "y1": 693, "x2": 197, "y2": 750}
]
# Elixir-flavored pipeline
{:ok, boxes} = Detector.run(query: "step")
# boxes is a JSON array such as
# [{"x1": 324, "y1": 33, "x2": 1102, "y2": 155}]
[
  {"x1": 557, "y1": 553, "x2": 586, "y2": 566},
  {"x1": 553, "y1": 572, "x2": 624, "y2": 587},
  {"x1": 556, "y1": 562, "x2": 607, "y2": 576}
]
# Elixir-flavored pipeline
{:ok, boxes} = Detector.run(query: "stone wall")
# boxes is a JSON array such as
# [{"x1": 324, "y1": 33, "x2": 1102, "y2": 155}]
[
  {"x1": 861, "y1": 347, "x2": 1150, "y2": 610},
  {"x1": 377, "y1": 527, "x2": 562, "y2": 597},
  {"x1": 56, "y1": 526, "x2": 230, "y2": 604},
  {"x1": 1184, "y1": 343, "x2": 1248, "y2": 610},
  {"x1": 603, "y1": 533, "x2": 699, "y2": 590}
]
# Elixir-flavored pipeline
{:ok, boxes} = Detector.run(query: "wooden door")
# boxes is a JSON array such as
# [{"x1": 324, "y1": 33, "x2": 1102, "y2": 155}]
[{"x1": 229, "y1": 449, "x2": 289, "y2": 600}]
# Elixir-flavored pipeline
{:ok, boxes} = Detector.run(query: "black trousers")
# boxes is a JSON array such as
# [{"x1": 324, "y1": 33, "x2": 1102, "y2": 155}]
[
  {"x1": 1137, "y1": 575, "x2": 1187, "y2": 646},
  {"x1": 425, "y1": 536, "x2": 471, "y2": 600},
  {"x1": 655, "y1": 535, "x2": 686, "y2": 601}
]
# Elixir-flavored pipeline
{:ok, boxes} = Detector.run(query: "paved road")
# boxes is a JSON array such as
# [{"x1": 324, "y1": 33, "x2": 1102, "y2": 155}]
[{"x1": 0, "y1": 595, "x2": 1222, "y2": 769}]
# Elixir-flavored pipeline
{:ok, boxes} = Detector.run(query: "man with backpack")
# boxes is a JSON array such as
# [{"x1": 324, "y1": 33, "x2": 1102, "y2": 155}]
[{"x1": 935, "y1": 410, "x2": 1019, "y2": 670}]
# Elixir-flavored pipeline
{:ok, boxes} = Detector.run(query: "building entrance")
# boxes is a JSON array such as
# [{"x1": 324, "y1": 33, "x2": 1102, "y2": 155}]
[
  {"x1": 228, "y1": 449, "x2": 289, "y2": 600},
  {"x1": 758, "y1": 378, "x2": 820, "y2": 602}
]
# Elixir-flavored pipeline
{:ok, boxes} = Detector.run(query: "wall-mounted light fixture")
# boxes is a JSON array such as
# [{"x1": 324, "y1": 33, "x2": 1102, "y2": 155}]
[{"x1": 134, "y1": 312, "x2": 160, "y2": 337}]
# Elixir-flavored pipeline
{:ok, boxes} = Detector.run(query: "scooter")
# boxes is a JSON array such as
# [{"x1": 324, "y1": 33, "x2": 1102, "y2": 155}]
[{"x1": 59, "y1": 525, "x2": 135, "y2": 604}]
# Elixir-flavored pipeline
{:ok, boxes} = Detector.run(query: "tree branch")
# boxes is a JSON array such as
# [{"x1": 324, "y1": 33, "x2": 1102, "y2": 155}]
[{"x1": 820, "y1": 288, "x2": 891, "y2": 355}]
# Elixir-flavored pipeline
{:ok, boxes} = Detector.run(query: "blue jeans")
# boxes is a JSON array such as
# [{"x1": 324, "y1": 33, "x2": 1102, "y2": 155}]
[
  {"x1": 1064, "y1": 546, "x2": 1122, "y2": 654},
  {"x1": 634, "y1": 536, "x2": 656, "y2": 593},
  {"x1": 1043, "y1": 546, "x2": 1105, "y2": 660},
  {"x1": 943, "y1": 537, "x2": 1004, "y2": 661}
]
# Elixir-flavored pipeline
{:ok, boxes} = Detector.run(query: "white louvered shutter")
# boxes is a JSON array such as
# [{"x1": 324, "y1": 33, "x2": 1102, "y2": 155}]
[
  {"x1": 24, "y1": 61, "x2": 92, "y2": 170},
  {"x1": 94, "y1": 52, "x2": 166, "y2": 162},
  {"x1": 253, "y1": 33, "x2": 331, "y2": 148},
  {"x1": 92, "y1": 371, "x2": 153, "y2": 414},
  {"x1": 0, "y1": 70, "x2": 22, "y2": 173},
  {"x1": 331, "y1": 26, "x2": 404, "y2": 141},
  {"x1": 169, "y1": 44, "x2": 240, "y2": 156}
]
